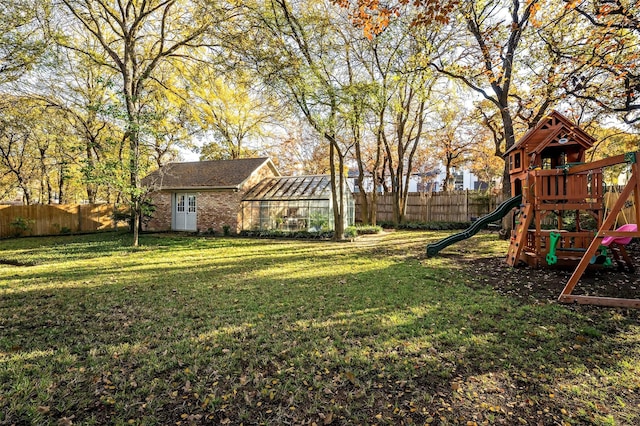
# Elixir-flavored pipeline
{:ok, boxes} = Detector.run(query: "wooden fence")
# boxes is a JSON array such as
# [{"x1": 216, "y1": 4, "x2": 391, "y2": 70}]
[
  {"x1": 0, "y1": 204, "x2": 118, "y2": 238},
  {"x1": 356, "y1": 189, "x2": 637, "y2": 225},
  {"x1": 356, "y1": 191, "x2": 505, "y2": 223},
  {"x1": 604, "y1": 191, "x2": 637, "y2": 225}
]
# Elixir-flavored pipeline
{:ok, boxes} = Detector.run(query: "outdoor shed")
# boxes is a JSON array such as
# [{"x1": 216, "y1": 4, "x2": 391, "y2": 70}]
[
  {"x1": 143, "y1": 157, "x2": 279, "y2": 233},
  {"x1": 240, "y1": 175, "x2": 355, "y2": 232}
]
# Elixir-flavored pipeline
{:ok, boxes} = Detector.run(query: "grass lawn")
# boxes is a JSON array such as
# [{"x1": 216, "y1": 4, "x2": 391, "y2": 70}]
[{"x1": 1, "y1": 230, "x2": 639, "y2": 425}]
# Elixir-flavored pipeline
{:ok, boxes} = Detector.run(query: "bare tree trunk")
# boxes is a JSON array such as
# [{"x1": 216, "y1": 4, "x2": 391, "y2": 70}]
[
  {"x1": 370, "y1": 190, "x2": 377, "y2": 225},
  {"x1": 329, "y1": 141, "x2": 345, "y2": 241},
  {"x1": 58, "y1": 164, "x2": 65, "y2": 204},
  {"x1": 354, "y1": 140, "x2": 370, "y2": 224},
  {"x1": 130, "y1": 131, "x2": 141, "y2": 246},
  {"x1": 499, "y1": 105, "x2": 515, "y2": 196}
]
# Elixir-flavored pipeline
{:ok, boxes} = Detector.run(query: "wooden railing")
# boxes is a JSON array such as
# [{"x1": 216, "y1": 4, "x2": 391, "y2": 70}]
[{"x1": 531, "y1": 169, "x2": 603, "y2": 206}]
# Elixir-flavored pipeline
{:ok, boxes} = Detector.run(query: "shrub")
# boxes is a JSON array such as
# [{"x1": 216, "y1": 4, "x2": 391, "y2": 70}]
[
  {"x1": 9, "y1": 217, "x2": 35, "y2": 237},
  {"x1": 343, "y1": 226, "x2": 358, "y2": 239},
  {"x1": 239, "y1": 229, "x2": 335, "y2": 240},
  {"x1": 309, "y1": 211, "x2": 329, "y2": 232},
  {"x1": 377, "y1": 221, "x2": 472, "y2": 230},
  {"x1": 112, "y1": 200, "x2": 156, "y2": 231},
  {"x1": 355, "y1": 225, "x2": 382, "y2": 234},
  {"x1": 222, "y1": 224, "x2": 231, "y2": 236}
]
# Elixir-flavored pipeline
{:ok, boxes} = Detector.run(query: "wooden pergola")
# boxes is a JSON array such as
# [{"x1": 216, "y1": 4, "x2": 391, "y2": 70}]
[{"x1": 558, "y1": 152, "x2": 640, "y2": 308}]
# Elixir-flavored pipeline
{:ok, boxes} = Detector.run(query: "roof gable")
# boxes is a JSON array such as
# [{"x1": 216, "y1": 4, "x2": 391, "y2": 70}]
[
  {"x1": 505, "y1": 111, "x2": 595, "y2": 156},
  {"x1": 144, "y1": 157, "x2": 279, "y2": 190}
]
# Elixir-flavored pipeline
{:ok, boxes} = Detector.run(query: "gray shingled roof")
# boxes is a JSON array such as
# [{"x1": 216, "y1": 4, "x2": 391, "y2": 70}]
[
  {"x1": 242, "y1": 175, "x2": 333, "y2": 201},
  {"x1": 143, "y1": 158, "x2": 276, "y2": 189}
]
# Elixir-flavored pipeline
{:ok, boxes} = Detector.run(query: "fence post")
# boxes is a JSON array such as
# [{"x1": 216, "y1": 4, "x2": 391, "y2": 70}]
[{"x1": 465, "y1": 189, "x2": 469, "y2": 222}]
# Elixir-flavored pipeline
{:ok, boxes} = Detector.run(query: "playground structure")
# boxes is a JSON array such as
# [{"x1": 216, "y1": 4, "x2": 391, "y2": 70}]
[
  {"x1": 427, "y1": 111, "x2": 640, "y2": 308},
  {"x1": 505, "y1": 111, "x2": 639, "y2": 307},
  {"x1": 504, "y1": 110, "x2": 604, "y2": 269}
]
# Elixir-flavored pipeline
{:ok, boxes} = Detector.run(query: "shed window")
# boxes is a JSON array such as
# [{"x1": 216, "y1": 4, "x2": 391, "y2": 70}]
[{"x1": 177, "y1": 195, "x2": 185, "y2": 212}]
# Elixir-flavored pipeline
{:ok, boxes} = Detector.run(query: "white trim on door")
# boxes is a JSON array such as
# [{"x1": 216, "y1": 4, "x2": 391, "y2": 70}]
[{"x1": 173, "y1": 192, "x2": 197, "y2": 231}]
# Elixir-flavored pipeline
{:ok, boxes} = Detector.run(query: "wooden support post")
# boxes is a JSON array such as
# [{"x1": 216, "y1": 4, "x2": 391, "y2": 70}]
[
  {"x1": 633, "y1": 154, "x2": 640, "y2": 223},
  {"x1": 558, "y1": 237, "x2": 603, "y2": 302},
  {"x1": 561, "y1": 295, "x2": 640, "y2": 308}
]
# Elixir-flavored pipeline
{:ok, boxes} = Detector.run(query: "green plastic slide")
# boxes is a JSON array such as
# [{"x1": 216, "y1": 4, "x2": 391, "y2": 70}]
[{"x1": 426, "y1": 194, "x2": 523, "y2": 257}]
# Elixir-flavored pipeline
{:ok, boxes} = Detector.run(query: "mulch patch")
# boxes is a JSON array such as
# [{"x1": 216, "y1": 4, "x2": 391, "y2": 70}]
[{"x1": 462, "y1": 242, "x2": 640, "y2": 305}]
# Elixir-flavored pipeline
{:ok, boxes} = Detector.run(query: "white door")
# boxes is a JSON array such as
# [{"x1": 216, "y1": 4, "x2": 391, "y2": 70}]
[{"x1": 174, "y1": 193, "x2": 197, "y2": 231}]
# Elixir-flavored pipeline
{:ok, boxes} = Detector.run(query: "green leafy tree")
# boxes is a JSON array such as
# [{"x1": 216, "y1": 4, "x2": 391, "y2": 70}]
[
  {"x1": 0, "y1": 0, "x2": 49, "y2": 86},
  {"x1": 375, "y1": 67, "x2": 435, "y2": 222},
  {"x1": 241, "y1": 0, "x2": 363, "y2": 239},
  {"x1": 430, "y1": 103, "x2": 478, "y2": 192},
  {"x1": 427, "y1": 0, "x2": 542, "y2": 194},
  {"x1": 190, "y1": 68, "x2": 277, "y2": 160},
  {"x1": 0, "y1": 97, "x2": 41, "y2": 204},
  {"x1": 33, "y1": 42, "x2": 125, "y2": 203},
  {"x1": 0, "y1": 96, "x2": 74, "y2": 204},
  {"x1": 335, "y1": 0, "x2": 554, "y2": 196},
  {"x1": 55, "y1": 0, "x2": 219, "y2": 245},
  {"x1": 266, "y1": 117, "x2": 331, "y2": 175}
]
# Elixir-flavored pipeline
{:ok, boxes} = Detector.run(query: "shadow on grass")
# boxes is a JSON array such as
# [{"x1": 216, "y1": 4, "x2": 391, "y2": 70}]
[{"x1": 1, "y1": 233, "x2": 639, "y2": 425}]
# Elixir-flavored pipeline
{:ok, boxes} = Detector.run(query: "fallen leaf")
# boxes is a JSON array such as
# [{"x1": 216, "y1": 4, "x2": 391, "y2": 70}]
[
  {"x1": 345, "y1": 371, "x2": 357, "y2": 385},
  {"x1": 58, "y1": 417, "x2": 74, "y2": 426}
]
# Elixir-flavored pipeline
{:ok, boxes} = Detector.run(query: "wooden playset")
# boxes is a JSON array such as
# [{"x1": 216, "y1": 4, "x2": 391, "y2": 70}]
[{"x1": 504, "y1": 111, "x2": 640, "y2": 308}]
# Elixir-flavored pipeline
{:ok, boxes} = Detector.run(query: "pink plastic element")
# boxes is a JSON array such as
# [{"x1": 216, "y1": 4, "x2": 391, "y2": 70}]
[{"x1": 601, "y1": 224, "x2": 637, "y2": 247}]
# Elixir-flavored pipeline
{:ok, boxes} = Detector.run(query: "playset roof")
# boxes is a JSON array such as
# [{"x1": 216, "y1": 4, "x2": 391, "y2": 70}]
[{"x1": 504, "y1": 110, "x2": 595, "y2": 157}]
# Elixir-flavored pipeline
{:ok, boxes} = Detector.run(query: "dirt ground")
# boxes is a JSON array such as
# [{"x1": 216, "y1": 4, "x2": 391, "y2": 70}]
[{"x1": 462, "y1": 241, "x2": 640, "y2": 305}]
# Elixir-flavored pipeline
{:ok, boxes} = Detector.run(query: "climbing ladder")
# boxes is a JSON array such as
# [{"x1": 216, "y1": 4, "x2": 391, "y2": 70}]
[{"x1": 505, "y1": 203, "x2": 533, "y2": 267}]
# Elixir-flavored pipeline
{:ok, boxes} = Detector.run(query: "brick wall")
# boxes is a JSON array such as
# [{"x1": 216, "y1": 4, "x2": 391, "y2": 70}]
[
  {"x1": 145, "y1": 191, "x2": 172, "y2": 231},
  {"x1": 196, "y1": 190, "x2": 243, "y2": 233}
]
